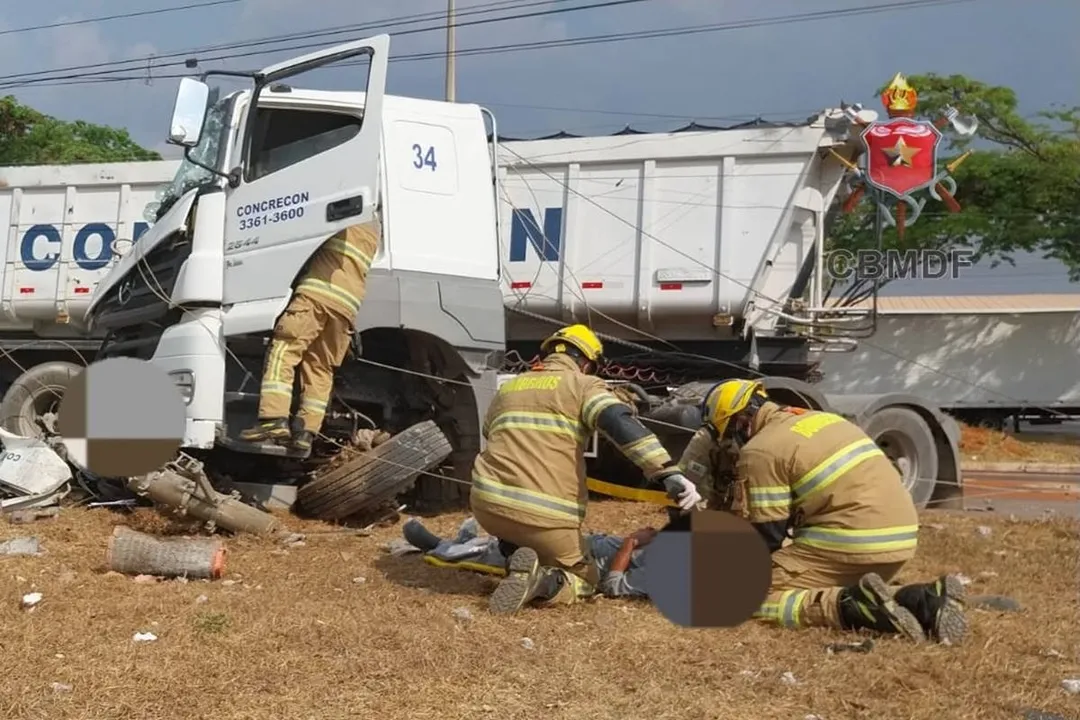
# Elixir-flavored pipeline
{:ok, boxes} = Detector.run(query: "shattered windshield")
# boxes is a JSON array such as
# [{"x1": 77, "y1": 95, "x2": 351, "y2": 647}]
[{"x1": 145, "y1": 88, "x2": 235, "y2": 222}]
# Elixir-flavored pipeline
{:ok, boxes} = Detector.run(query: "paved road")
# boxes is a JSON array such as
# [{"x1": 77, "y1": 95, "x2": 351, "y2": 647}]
[{"x1": 961, "y1": 470, "x2": 1080, "y2": 519}]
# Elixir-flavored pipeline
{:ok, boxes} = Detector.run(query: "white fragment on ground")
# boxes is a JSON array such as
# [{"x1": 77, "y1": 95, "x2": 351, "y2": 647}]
[
  {"x1": 977, "y1": 571, "x2": 999, "y2": 581},
  {"x1": 21, "y1": 592, "x2": 42, "y2": 610},
  {"x1": 993, "y1": 550, "x2": 1008, "y2": 557},
  {"x1": 194, "y1": 595, "x2": 209, "y2": 605},
  {"x1": 780, "y1": 671, "x2": 799, "y2": 686},
  {"x1": 805, "y1": 715, "x2": 824, "y2": 720},
  {"x1": 976, "y1": 526, "x2": 993, "y2": 537},
  {"x1": 1041, "y1": 649, "x2": 1064, "y2": 658},
  {"x1": 51, "y1": 682, "x2": 72, "y2": 693},
  {"x1": 1061, "y1": 679, "x2": 1080, "y2": 694},
  {"x1": 521, "y1": 637, "x2": 535, "y2": 650},
  {"x1": 132, "y1": 632, "x2": 157, "y2": 643},
  {"x1": 451, "y1": 607, "x2": 473, "y2": 623},
  {"x1": 352, "y1": 576, "x2": 366, "y2": 584},
  {"x1": 0, "y1": 537, "x2": 41, "y2": 556},
  {"x1": 955, "y1": 574, "x2": 973, "y2": 586},
  {"x1": 281, "y1": 533, "x2": 306, "y2": 548},
  {"x1": 132, "y1": 574, "x2": 158, "y2": 584},
  {"x1": 222, "y1": 579, "x2": 238, "y2": 586},
  {"x1": 174, "y1": 576, "x2": 189, "y2": 584},
  {"x1": 925, "y1": 523, "x2": 945, "y2": 531}
]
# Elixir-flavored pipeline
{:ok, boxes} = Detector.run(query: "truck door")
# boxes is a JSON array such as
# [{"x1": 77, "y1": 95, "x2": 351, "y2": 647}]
[{"x1": 222, "y1": 35, "x2": 389, "y2": 314}]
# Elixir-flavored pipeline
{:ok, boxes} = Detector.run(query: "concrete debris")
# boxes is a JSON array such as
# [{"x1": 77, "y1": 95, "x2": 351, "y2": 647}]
[
  {"x1": 1040, "y1": 649, "x2": 1064, "y2": 658},
  {"x1": 51, "y1": 682, "x2": 72, "y2": 693},
  {"x1": 451, "y1": 607, "x2": 474, "y2": 623},
  {"x1": 0, "y1": 536, "x2": 41, "y2": 556},
  {"x1": 977, "y1": 571, "x2": 999, "y2": 580},
  {"x1": 21, "y1": 591, "x2": 42, "y2": 610},
  {"x1": 826, "y1": 638, "x2": 874, "y2": 654},
  {"x1": 133, "y1": 632, "x2": 158, "y2": 643},
  {"x1": 780, "y1": 671, "x2": 799, "y2": 686},
  {"x1": 976, "y1": 526, "x2": 993, "y2": 537},
  {"x1": 281, "y1": 533, "x2": 306, "y2": 547},
  {"x1": 352, "y1": 576, "x2": 366, "y2": 584},
  {"x1": 521, "y1": 637, "x2": 535, "y2": 650},
  {"x1": 1060, "y1": 679, "x2": 1080, "y2": 694},
  {"x1": 195, "y1": 595, "x2": 209, "y2": 604},
  {"x1": 7, "y1": 507, "x2": 60, "y2": 524},
  {"x1": 108, "y1": 526, "x2": 227, "y2": 580},
  {"x1": 132, "y1": 574, "x2": 159, "y2": 584},
  {"x1": 968, "y1": 594, "x2": 1023, "y2": 612}
]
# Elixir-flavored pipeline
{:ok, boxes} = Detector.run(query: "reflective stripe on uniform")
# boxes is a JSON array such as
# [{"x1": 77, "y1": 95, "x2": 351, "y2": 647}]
[
  {"x1": 747, "y1": 485, "x2": 792, "y2": 510},
  {"x1": 259, "y1": 379, "x2": 293, "y2": 398},
  {"x1": 471, "y1": 473, "x2": 586, "y2": 523},
  {"x1": 792, "y1": 524, "x2": 919, "y2": 553},
  {"x1": 296, "y1": 277, "x2": 363, "y2": 315},
  {"x1": 487, "y1": 410, "x2": 584, "y2": 440},
  {"x1": 754, "y1": 589, "x2": 809, "y2": 627},
  {"x1": 791, "y1": 438, "x2": 885, "y2": 503},
  {"x1": 729, "y1": 382, "x2": 755, "y2": 409},
  {"x1": 325, "y1": 235, "x2": 374, "y2": 269},
  {"x1": 620, "y1": 435, "x2": 670, "y2": 467},
  {"x1": 581, "y1": 392, "x2": 622, "y2": 430},
  {"x1": 301, "y1": 397, "x2": 327, "y2": 412}
]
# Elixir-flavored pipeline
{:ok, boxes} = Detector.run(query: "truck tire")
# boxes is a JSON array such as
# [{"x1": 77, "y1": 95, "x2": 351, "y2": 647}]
[
  {"x1": 297, "y1": 420, "x2": 453, "y2": 521},
  {"x1": 861, "y1": 407, "x2": 939, "y2": 509},
  {"x1": 0, "y1": 361, "x2": 82, "y2": 438}
]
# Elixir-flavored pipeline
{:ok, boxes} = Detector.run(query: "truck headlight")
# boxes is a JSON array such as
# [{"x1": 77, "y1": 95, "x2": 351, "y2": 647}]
[{"x1": 169, "y1": 370, "x2": 195, "y2": 405}]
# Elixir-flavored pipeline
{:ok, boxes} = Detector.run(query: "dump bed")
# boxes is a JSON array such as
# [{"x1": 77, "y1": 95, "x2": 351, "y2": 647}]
[
  {"x1": 0, "y1": 161, "x2": 177, "y2": 334},
  {"x1": 497, "y1": 119, "x2": 850, "y2": 341}
]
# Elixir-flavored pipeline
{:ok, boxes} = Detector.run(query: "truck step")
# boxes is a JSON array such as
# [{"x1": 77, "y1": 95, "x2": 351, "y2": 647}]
[{"x1": 217, "y1": 436, "x2": 312, "y2": 459}]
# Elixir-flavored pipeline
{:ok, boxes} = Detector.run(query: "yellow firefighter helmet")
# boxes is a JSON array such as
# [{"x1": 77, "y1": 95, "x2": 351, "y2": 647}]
[
  {"x1": 702, "y1": 379, "x2": 768, "y2": 437},
  {"x1": 540, "y1": 324, "x2": 605, "y2": 363}
]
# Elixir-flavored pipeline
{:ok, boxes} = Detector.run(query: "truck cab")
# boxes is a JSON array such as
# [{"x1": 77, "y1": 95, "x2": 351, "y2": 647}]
[{"x1": 85, "y1": 35, "x2": 505, "y2": 501}]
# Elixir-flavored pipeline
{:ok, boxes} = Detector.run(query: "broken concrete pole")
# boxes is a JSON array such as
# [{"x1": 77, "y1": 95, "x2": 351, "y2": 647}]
[
  {"x1": 127, "y1": 465, "x2": 280, "y2": 536},
  {"x1": 108, "y1": 526, "x2": 226, "y2": 579}
]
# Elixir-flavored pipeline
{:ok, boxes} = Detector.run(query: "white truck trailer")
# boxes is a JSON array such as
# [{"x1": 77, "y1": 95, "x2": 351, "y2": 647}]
[{"x1": 5, "y1": 34, "x2": 973, "y2": 513}]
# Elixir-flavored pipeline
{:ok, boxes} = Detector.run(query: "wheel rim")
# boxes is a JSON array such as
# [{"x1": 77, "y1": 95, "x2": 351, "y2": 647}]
[
  {"x1": 23, "y1": 385, "x2": 65, "y2": 438},
  {"x1": 875, "y1": 430, "x2": 919, "y2": 491}
]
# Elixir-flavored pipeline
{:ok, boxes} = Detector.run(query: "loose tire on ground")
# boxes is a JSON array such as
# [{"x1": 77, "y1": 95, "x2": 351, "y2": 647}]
[
  {"x1": 861, "y1": 406, "x2": 939, "y2": 509},
  {"x1": 0, "y1": 361, "x2": 82, "y2": 438},
  {"x1": 297, "y1": 420, "x2": 453, "y2": 521}
]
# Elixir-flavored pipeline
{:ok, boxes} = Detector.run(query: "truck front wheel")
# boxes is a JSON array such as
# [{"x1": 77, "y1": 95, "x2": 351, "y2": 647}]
[{"x1": 0, "y1": 361, "x2": 83, "y2": 438}]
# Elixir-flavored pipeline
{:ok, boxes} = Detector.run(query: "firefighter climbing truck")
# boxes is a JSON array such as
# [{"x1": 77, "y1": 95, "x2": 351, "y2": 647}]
[{"x1": 10, "y1": 35, "x2": 961, "y2": 514}]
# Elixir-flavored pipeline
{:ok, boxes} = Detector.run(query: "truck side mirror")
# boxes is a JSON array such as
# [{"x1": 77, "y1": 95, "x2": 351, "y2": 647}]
[{"x1": 167, "y1": 77, "x2": 210, "y2": 148}]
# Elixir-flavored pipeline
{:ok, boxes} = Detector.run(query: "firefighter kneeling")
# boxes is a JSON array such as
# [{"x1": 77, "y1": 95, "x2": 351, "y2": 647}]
[
  {"x1": 469, "y1": 324, "x2": 702, "y2": 614},
  {"x1": 680, "y1": 380, "x2": 967, "y2": 644}
]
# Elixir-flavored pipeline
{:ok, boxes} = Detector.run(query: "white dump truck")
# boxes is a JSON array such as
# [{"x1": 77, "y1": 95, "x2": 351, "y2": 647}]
[{"x1": 4, "y1": 34, "x2": 971, "y2": 514}]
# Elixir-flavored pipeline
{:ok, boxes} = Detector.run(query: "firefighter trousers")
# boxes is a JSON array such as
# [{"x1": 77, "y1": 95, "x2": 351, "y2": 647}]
[
  {"x1": 257, "y1": 293, "x2": 354, "y2": 434},
  {"x1": 753, "y1": 543, "x2": 907, "y2": 629},
  {"x1": 472, "y1": 505, "x2": 600, "y2": 605}
]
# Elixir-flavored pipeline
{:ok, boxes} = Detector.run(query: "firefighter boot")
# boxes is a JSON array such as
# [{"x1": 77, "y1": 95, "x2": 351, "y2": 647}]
[
  {"x1": 488, "y1": 547, "x2": 561, "y2": 615},
  {"x1": 838, "y1": 572, "x2": 926, "y2": 642},
  {"x1": 291, "y1": 430, "x2": 314, "y2": 454},
  {"x1": 892, "y1": 574, "x2": 968, "y2": 645},
  {"x1": 238, "y1": 418, "x2": 290, "y2": 444}
]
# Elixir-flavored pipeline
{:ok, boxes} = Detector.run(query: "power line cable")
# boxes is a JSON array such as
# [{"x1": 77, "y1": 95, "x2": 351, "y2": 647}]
[
  {"x1": 0, "y1": 0, "x2": 621, "y2": 87},
  {"x1": 0, "y1": 0, "x2": 242, "y2": 38},
  {"x1": 0, "y1": 0, "x2": 976, "y2": 91}
]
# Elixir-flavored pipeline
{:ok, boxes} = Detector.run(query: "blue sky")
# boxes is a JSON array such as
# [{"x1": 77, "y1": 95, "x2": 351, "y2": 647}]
[{"x1": 1, "y1": 0, "x2": 1077, "y2": 293}]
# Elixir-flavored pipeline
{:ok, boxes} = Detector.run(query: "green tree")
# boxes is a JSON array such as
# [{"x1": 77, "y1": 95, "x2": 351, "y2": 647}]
[
  {"x1": 0, "y1": 95, "x2": 160, "y2": 165},
  {"x1": 827, "y1": 73, "x2": 1080, "y2": 299}
]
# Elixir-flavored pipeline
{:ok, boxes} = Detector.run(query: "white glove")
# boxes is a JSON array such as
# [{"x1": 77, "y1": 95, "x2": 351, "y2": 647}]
[{"x1": 662, "y1": 472, "x2": 702, "y2": 512}]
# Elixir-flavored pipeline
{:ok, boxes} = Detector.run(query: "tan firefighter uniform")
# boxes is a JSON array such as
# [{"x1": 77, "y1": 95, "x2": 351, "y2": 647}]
[
  {"x1": 683, "y1": 379, "x2": 968, "y2": 644},
  {"x1": 470, "y1": 325, "x2": 696, "y2": 613},
  {"x1": 240, "y1": 218, "x2": 380, "y2": 450}
]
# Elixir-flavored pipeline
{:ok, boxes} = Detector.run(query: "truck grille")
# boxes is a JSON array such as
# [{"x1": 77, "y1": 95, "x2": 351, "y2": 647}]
[{"x1": 89, "y1": 237, "x2": 192, "y2": 332}]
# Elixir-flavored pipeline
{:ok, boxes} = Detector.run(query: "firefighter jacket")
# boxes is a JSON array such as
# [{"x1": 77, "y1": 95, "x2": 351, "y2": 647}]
[
  {"x1": 732, "y1": 402, "x2": 920, "y2": 564},
  {"x1": 678, "y1": 426, "x2": 739, "y2": 510},
  {"x1": 470, "y1": 353, "x2": 680, "y2": 530},
  {"x1": 295, "y1": 218, "x2": 381, "y2": 322}
]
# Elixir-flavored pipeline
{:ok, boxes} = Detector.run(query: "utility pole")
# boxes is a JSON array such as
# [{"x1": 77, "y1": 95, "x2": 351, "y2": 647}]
[{"x1": 444, "y1": 0, "x2": 456, "y2": 102}]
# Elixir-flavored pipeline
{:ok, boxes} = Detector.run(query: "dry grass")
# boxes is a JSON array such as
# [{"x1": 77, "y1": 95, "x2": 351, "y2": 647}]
[
  {"x1": 959, "y1": 423, "x2": 1080, "y2": 465},
  {"x1": 1, "y1": 501, "x2": 1078, "y2": 720}
]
